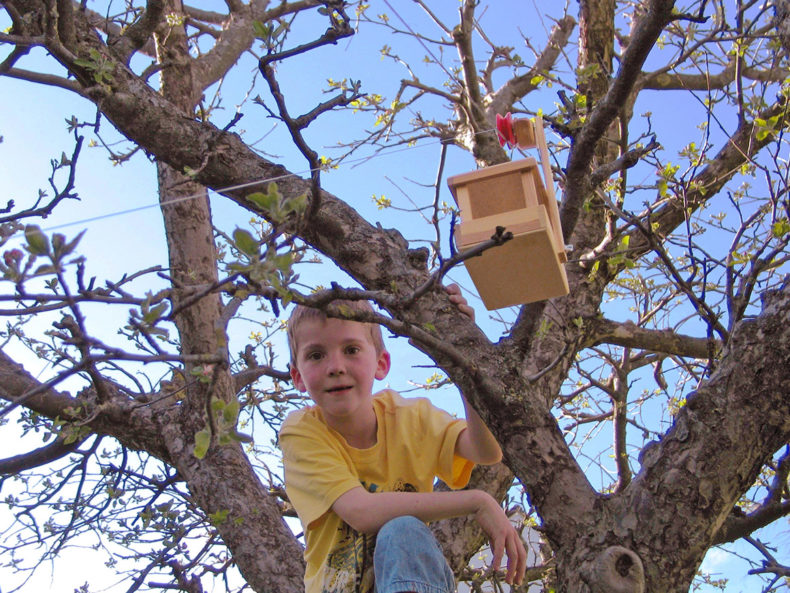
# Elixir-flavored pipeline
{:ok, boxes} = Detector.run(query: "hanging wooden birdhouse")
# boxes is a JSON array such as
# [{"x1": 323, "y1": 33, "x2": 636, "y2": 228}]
[{"x1": 447, "y1": 114, "x2": 568, "y2": 310}]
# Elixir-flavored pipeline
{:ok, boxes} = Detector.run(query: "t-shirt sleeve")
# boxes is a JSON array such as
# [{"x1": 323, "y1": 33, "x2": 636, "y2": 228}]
[
  {"x1": 416, "y1": 397, "x2": 475, "y2": 490},
  {"x1": 280, "y1": 428, "x2": 362, "y2": 530}
]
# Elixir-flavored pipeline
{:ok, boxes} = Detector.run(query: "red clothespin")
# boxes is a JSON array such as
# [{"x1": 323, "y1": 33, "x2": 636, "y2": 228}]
[{"x1": 496, "y1": 112, "x2": 537, "y2": 149}]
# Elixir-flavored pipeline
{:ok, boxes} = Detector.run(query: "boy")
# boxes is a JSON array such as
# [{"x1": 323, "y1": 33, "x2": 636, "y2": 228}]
[{"x1": 279, "y1": 286, "x2": 526, "y2": 593}]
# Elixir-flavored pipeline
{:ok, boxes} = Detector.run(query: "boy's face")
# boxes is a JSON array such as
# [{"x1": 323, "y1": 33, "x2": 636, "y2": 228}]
[{"x1": 290, "y1": 317, "x2": 391, "y2": 425}]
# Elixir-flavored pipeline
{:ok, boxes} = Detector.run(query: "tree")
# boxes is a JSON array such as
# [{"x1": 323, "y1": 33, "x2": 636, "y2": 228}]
[{"x1": 1, "y1": 1, "x2": 789, "y2": 592}]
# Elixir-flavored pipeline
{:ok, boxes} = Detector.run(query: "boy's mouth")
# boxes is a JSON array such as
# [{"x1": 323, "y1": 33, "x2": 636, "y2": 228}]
[{"x1": 326, "y1": 385, "x2": 352, "y2": 393}]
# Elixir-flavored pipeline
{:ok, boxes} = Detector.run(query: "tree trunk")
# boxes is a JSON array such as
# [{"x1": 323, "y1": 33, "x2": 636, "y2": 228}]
[{"x1": 150, "y1": 3, "x2": 307, "y2": 590}]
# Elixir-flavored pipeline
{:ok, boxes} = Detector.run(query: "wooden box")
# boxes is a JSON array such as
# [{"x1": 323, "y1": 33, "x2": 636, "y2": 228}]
[{"x1": 447, "y1": 117, "x2": 568, "y2": 310}]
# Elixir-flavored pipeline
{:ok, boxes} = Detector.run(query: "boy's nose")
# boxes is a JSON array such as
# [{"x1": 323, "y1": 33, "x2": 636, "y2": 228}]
[{"x1": 326, "y1": 353, "x2": 345, "y2": 375}]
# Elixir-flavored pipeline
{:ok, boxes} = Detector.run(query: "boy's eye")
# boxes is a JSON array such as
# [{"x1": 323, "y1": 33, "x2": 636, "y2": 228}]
[
  {"x1": 345, "y1": 345, "x2": 360, "y2": 355},
  {"x1": 305, "y1": 351, "x2": 323, "y2": 361}
]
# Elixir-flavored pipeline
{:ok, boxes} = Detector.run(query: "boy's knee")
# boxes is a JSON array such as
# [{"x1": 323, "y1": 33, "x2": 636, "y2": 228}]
[
  {"x1": 376, "y1": 516, "x2": 445, "y2": 566},
  {"x1": 378, "y1": 516, "x2": 431, "y2": 543},
  {"x1": 374, "y1": 516, "x2": 455, "y2": 593},
  {"x1": 377, "y1": 516, "x2": 439, "y2": 557}
]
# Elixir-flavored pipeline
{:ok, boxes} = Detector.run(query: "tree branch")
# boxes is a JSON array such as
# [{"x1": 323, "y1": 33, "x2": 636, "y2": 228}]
[
  {"x1": 588, "y1": 137, "x2": 660, "y2": 187},
  {"x1": 109, "y1": 0, "x2": 165, "y2": 63},
  {"x1": 0, "y1": 437, "x2": 81, "y2": 474},
  {"x1": 629, "y1": 99, "x2": 788, "y2": 254},
  {"x1": 451, "y1": 0, "x2": 508, "y2": 165},
  {"x1": 561, "y1": 0, "x2": 677, "y2": 242},
  {"x1": 0, "y1": 132, "x2": 84, "y2": 224},
  {"x1": 486, "y1": 15, "x2": 577, "y2": 117},
  {"x1": 620, "y1": 279, "x2": 790, "y2": 578},
  {"x1": 713, "y1": 445, "x2": 790, "y2": 544},
  {"x1": 233, "y1": 366, "x2": 291, "y2": 392},
  {"x1": 257, "y1": 3, "x2": 354, "y2": 67},
  {"x1": 0, "y1": 349, "x2": 173, "y2": 462},
  {"x1": 585, "y1": 315, "x2": 719, "y2": 359},
  {"x1": 2, "y1": 66, "x2": 83, "y2": 93}
]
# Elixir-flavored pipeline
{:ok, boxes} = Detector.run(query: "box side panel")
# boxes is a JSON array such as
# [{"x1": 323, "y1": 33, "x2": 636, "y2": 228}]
[
  {"x1": 462, "y1": 228, "x2": 570, "y2": 310},
  {"x1": 465, "y1": 171, "x2": 528, "y2": 219}
]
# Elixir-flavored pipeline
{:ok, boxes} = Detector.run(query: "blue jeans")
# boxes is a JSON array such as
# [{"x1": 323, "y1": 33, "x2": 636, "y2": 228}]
[{"x1": 374, "y1": 516, "x2": 456, "y2": 593}]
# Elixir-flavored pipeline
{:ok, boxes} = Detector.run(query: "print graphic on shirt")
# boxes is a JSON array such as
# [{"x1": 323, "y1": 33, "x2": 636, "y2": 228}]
[
  {"x1": 321, "y1": 480, "x2": 417, "y2": 593},
  {"x1": 323, "y1": 522, "x2": 374, "y2": 593}
]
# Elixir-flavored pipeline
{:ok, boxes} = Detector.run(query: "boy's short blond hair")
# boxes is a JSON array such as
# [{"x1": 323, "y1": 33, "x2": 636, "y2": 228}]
[{"x1": 287, "y1": 300, "x2": 386, "y2": 365}]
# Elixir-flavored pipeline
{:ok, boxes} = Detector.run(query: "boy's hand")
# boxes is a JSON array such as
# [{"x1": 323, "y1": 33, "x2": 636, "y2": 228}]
[
  {"x1": 445, "y1": 283, "x2": 475, "y2": 321},
  {"x1": 474, "y1": 491, "x2": 527, "y2": 586}
]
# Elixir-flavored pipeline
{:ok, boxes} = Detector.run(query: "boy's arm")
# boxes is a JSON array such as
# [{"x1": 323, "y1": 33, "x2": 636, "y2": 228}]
[
  {"x1": 455, "y1": 396, "x2": 503, "y2": 464},
  {"x1": 332, "y1": 486, "x2": 526, "y2": 586},
  {"x1": 444, "y1": 284, "x2": 503, "y2": 465}
]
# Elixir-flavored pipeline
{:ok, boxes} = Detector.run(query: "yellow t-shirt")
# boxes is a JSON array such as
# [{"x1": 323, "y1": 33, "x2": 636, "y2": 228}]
[{"x1": 279, "y1": 389, "x2": 474, "y2": 593}]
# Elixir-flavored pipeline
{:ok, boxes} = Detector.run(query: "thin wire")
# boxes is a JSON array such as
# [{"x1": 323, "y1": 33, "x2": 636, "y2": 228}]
[
  {"x1": 12, "y1": 0, "x2": 504, "y2": 238},
  {"x1": 32, "y1": 127, "x2": 497, "y2": 235},
  {"x1": 40, "y1": 170, "x2": 307, "y2": 232}
]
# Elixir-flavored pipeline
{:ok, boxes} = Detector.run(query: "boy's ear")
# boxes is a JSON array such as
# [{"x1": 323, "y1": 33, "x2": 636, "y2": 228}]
[
  {"x1": 290, "y1": 364, "x2": 307, "y2": 392},
  {"x1": 375, "y1": 350, "x2": 391, "y2": 381}
]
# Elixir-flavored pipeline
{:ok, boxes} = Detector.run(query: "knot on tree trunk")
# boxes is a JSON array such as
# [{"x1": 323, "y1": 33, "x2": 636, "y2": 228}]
[{"x1": 583, "y1": 546, "x2": 645, "y2": 593}]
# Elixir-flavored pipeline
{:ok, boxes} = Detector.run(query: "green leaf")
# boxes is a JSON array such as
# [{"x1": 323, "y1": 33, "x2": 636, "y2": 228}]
[
  {"x1": 267, "y1": 181, "x2": 280, "y2": 194},
  {"x1": 252, "y1": 20, "x2": 271, "y2": 40},
  {"x1": 772, "y1": 219, "x2": 790, "y2": 238},
  {"x1": 189, "y1": 365, "x2": 212, "y2": 383},
  {"x1": 279, "y1": 290, "x2": 294, "y2": 307},
  {"x1": 24, "y1": 225, "x2": 50, "y2": 256},
  {"x1": 272, "y1": 23, "x2": 288, "y2": 39},
  {"x1": 52, "y1": 234, "x2": 65, "y2": 252},
  {"x1": 139, "y1": 508, "x2": 153, "y2": 529},
  {"x1": 34, "y1": 264, "x2": 57, "y2": 276},
  {"x1": 247, "y1": 191, "x2": 277, "y2": 211},
  {"x1": 283, "y1": 192, "x2": 308, "y2": 215},
  {"x1": 208, "y1": 509, "x2": 229, "y2": 526},
  {"x1": 193, "y1": 428, "x2": 211, "y2": 459},
  {"x1": 59, "y1": 230, "x2": 85, "y2": 259},
  {"x1": 142, "y1": 302, "x2": 168, "y2": 324},
  {"x1": 233, "y1": 228, "x2": 259, "y2": 257},
  {"x1": 272, "y1": 252, "x2": 295, "y2": 272},
  {"x1": 223, "y1": 399, "x2": 240, "y2": 424}
]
